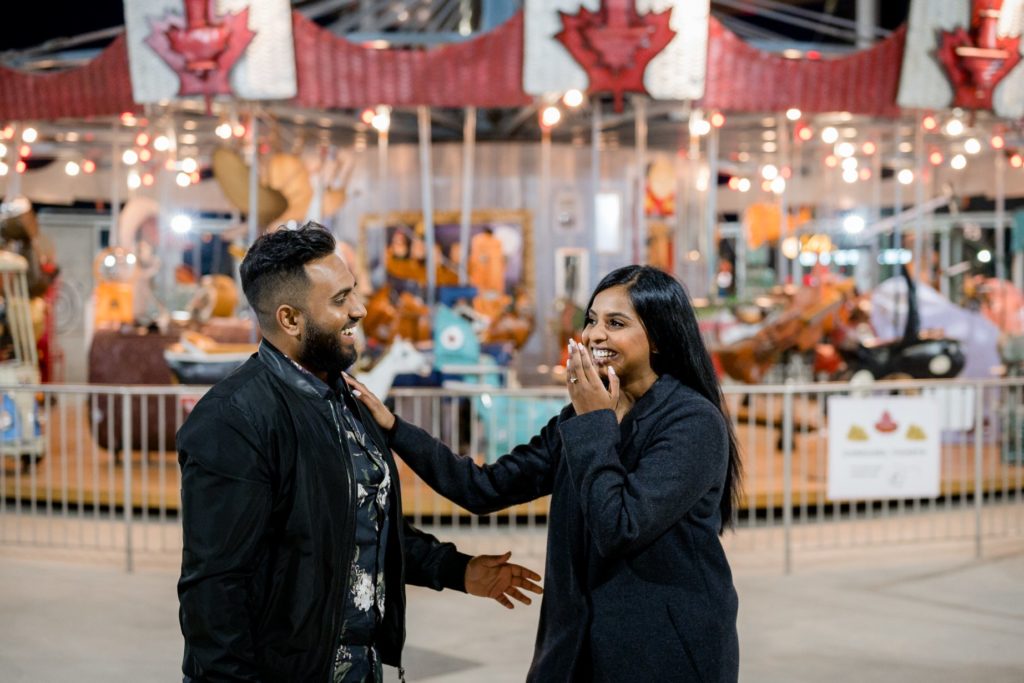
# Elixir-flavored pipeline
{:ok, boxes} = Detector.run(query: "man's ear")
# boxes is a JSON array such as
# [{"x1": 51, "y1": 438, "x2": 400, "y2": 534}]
[{"x1": 276, "y1": 304, "x2": 304, "y2": 339}]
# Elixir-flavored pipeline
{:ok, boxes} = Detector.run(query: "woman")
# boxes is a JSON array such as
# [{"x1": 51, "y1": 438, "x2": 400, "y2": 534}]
[{"x1": 346, "y1": 265, "x2": 742, "y2": 682}]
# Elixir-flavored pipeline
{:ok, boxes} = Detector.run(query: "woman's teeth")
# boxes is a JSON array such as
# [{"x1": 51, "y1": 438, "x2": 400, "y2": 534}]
[{"x1": 591, "y1": 349, "x2": 615, "y2": 359}]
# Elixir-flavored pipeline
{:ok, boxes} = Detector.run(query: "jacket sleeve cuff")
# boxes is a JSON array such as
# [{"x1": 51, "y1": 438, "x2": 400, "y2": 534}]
[{"x1": 438, "y1": 550, "x2": 473, "y2": 592}]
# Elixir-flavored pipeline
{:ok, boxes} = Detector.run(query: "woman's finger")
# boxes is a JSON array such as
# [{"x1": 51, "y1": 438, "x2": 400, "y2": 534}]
[{"x1": 576, "y1": 339, "x2": 602, "y2": 385}]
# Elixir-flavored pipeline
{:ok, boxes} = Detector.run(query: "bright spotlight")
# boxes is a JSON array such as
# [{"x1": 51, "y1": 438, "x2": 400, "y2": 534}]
[
  {"x1": 540, "y1": 106, "x2": 562, "y2": 129},
  {"x1": 562, "y1": 89, "x2": 584, "y2": 108},
  {"x1": 171, "y1": 214, "x2": 193, "y2": 234},
  {"x1": 843, "y1": 215, "x2": 865, "y2": 234}
]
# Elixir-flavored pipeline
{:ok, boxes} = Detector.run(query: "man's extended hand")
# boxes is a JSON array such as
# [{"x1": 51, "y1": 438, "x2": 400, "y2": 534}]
[{"x1": 464, "y1": 552, "x2": 543, "y2": 609}]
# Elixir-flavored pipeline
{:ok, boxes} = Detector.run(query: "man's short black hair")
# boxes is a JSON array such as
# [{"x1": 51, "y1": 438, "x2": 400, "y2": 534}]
[{"x1": 240, "y1": 222, "x2": 336, "y2": 328}]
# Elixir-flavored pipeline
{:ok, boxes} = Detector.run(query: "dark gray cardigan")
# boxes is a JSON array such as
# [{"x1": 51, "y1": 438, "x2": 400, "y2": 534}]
[{"x1": 389, "y1": 374, "x2": 739, "y2": 682}]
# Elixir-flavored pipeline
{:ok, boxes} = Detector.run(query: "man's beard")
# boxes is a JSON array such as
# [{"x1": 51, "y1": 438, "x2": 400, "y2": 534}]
[{"x1": 296, "y1": 318, "x2": 357, "y2": 379}]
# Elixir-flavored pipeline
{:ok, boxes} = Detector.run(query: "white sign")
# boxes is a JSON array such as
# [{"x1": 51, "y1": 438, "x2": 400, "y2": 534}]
[
  {"x1": 523, "y1": 0, "x2": 709, "y2": 100},
  {"x1": 123, "y1": 0, "x2": 296, "y2": 103},
  {"x1": 827, "y1": 396, "x2": 941, "y2": 500},
  {"x1": 897, "y1": 0, "x2": 1024, "y2": 118}
]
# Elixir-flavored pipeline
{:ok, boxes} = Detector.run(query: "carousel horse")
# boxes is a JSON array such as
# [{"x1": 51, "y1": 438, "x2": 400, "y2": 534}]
[
  {"x1": 355, "y1": 337, "x2": 430, "y2": 401},
  {"x1": 715, "y1": 280, "x2": 851, "y2": 384}
]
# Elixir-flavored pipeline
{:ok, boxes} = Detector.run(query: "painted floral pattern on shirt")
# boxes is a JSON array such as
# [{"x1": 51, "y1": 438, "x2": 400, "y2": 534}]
[{"x1": 332, "y1": 400, "x2": 391, "y2": 683}]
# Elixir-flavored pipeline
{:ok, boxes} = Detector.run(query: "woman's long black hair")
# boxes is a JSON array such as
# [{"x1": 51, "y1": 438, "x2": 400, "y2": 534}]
[{"x1": 587, "y1": 265, "x2": 743, "y2": 533}]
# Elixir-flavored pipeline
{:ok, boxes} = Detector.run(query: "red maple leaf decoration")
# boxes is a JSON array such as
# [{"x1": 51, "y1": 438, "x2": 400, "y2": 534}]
[
  {"x1": 556, "y1": 0, "x2": 676, "y2": 112},
  {"x1": 145, "y1": 0, "x2": 256, "y2": 98},
  {"x1": 936, "y1": 0, "x2": 1021, "y2": 110}
]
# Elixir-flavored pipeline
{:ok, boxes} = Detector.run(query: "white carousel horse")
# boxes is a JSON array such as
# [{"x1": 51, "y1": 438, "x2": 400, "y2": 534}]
[{"x1": 354, "y1": 337, "x2": 430, "y2": 401}]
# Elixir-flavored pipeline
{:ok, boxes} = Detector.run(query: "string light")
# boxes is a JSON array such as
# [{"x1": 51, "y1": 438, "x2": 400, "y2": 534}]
[
  {"x1": 785, "y1": 108, "x2": 801, "y2": 121},
  {"x1": 562, "y1": 89, "x2": 584, "y2": 108},
  {"x1": 540, "y1": 106, "x2": 562, "y2": 129}
]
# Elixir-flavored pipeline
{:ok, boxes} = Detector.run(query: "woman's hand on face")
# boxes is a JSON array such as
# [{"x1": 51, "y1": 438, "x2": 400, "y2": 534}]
[
  {"x1": 566, "y1": 339, "x2": 620, "y2": 417},
  {"x1": 343, "y1": 373, "x2": 396, "y2": 431}
]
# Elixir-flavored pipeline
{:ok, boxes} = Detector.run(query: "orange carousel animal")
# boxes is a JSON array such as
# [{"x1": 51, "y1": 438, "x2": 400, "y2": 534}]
[{"x1": 715, "y1": 279, "x2": 854, "y2": 384}]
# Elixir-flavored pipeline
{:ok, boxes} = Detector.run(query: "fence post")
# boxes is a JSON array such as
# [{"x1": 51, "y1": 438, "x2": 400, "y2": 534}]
[
  {"x1": 974, "y1": 382, "x2": 984, "y2": 559},
  {"x1": 783, "y1": 382, "x2": 794, "y2": 574},
  {"x1": 122, "y1": 391, "x2": 133, "y2": 573}
]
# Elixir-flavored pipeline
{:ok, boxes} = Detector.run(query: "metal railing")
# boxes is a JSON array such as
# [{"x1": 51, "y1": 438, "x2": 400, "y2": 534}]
[{"x1": 1, "y1": 377, "x2": 1021, "y2": 573}]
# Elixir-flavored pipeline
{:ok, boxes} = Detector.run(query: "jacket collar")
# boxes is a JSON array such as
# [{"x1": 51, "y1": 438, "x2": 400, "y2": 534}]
[
  {"x1": 628, "y1": 373, "x2": 681, "y2": 423},
  {"x1": 257, "y1": 339, "x2": 343, "y2": 400}
]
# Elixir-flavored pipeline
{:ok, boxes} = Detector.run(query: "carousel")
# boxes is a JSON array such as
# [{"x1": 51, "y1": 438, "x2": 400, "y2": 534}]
[{"x1": 0, "y1": 0, "x2": 1022, "y2": 512}]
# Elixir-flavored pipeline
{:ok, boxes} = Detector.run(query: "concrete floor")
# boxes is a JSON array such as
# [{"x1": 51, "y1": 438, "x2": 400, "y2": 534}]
[{"x1": 1, "y1": 526, "x2": 1022, "y2": 682}]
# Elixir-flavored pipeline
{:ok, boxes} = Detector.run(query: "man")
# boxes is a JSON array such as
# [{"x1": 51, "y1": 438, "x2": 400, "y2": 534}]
[{"x1": 178, "y1": 223, "x2": 541, "y2": 682}]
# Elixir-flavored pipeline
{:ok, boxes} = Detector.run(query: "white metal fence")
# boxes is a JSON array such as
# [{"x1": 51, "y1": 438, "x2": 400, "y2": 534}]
[{"x1": 1, "y1": 378, "x2": 1021, "y2": 573}]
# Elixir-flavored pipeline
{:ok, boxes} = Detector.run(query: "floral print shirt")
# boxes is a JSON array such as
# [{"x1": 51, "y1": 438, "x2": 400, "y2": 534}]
[{"x1": 332, "y1": 397, "x2": 391, "y2": 683}]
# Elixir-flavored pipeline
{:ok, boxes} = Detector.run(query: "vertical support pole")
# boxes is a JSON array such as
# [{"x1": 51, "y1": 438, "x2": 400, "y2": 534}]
[
  {"x1": 871, "y1": 134, "x2": 883, "y2": 288},
  {"x1": 5, "y1": 124, "x2": 22, "y2": 198},
  {"x1": 122, "y1": 392, "x2": 134, "y2": 573},
  {"x1": 417, "y1": 106, "x2": 437, "y2": 307},
  {"x1": 634, "y1": 97, "x2": 647, "y2": 266},
  {"x1": 914, "y1": 121, "x2": 926, "y2": 277},
  {"x1": 777, "y1": 117, "x2": 790, "y2": 286},
  {"x1": 974, "y1": 382, "x2": 984, "y2": 559},
  {"x1": 247, "y1": 113, "x2": 259, "y2": 245},
  {"x1": 856, "y1": 0, "x2": 877, "y2": 49},
  {"x1": 540, "y1": 124, "x2": 553, "y2": 363},
  {"x1": 458, "y1": 107, "x2": 476, "y2": 285},
  {"x1": 995, "y1": 147, "x2": 1006, "y2": 283},
  {"x1": 247, "y1": 114, "x2": 260, "y2": 343},
  {"x1": 782, "y1": 384, "x2": 794, "y2": 574},
  {"x1": 706, "y1": 124, "x2": 720, "y2": 296},
  {"x1": 111, "y1": 120, "x2": 122, "y2": 247},
  {"x1": 591, "y1": 101, "x2": 602, "y2": 286}
]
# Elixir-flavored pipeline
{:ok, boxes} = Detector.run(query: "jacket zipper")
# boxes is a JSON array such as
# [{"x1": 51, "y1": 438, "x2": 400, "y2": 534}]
[{"x1": 327, "y1": 400, "x2": 357, "y2": 683}]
